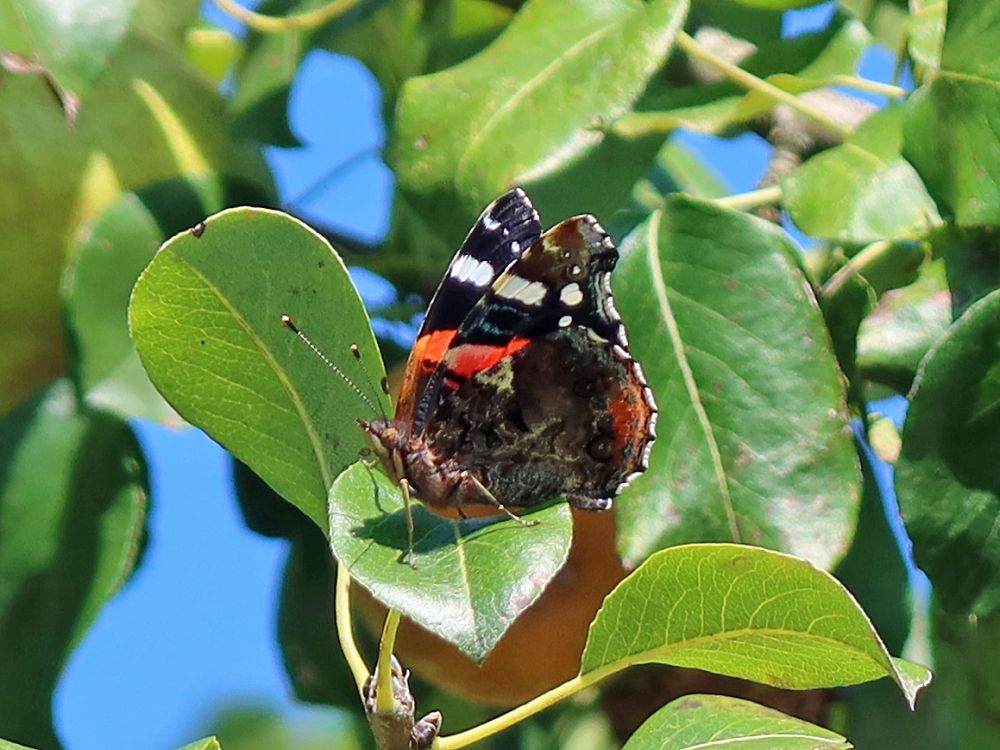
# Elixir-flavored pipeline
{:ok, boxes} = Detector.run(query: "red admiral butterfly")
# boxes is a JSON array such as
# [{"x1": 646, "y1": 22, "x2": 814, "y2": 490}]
[{"x1": 360, "y1": 188, "x2": 656, "y2": 520}]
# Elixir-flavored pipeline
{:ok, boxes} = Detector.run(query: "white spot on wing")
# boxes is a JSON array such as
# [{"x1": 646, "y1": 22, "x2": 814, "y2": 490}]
[
  {"x1": 559, "y1": 282, "x2": 584, "y2": 307},
  {"x1": 496, "y1": 274, "x2": 547, "y2": 306},
  {"x1": 450, "y1": 254, "x2": 494, "y2": 287},
  {"x1": 482, "y1": 214, "x2": 501, "y2": 231},
  {"x1": 558, "y1": 314, "x2": 572, "y2": 327}
]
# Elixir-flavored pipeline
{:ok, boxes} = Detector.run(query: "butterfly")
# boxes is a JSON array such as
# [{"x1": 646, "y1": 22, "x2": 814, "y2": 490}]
[{"x1": 359, "y1": 188, "x2": 656, "y2": 521}]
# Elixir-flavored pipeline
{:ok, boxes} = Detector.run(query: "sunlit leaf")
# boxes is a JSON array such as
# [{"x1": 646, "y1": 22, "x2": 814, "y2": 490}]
[
  {"x1": 613, "y1": 197, "x2": 860, "y2": 570},
  {"x1": 581, "y1": 544, "x2": 930, "y2": 707},
  {"x1": 328, "y1": 463, "x2": 572, "y2": 664},
  {"x1": 784, "y1": 106, "x2": 941, "y2": 244},
  {"x1": 621, "y1": 693, "x2": 851, "y2": 750},
  {"x1": 392, "y1": 0, "x2": 688, "y2": 250},
  {"x1": 131, "y1": 208, "x2": 388, "y2": 529}
]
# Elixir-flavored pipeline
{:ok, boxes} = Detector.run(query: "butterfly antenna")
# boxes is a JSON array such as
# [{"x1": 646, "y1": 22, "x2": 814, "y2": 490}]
[
  {"x1": 349, "y1": 343, "x2": 391, "y2": 420},
  {"x1": 281, "y1": 314, "x2": 383, "y2": 418}
]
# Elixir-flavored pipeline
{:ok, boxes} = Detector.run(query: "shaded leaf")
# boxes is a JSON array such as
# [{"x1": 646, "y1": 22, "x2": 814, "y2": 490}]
[
  {"x1": 784, "y1": 106, "x2": 941, "y2": 244},
  {"x1": 63, "y1": 193, "x2": 179, "y2": 424},
  {"x1": 391, "y1": 0, "x2": 688, "y2": 248},
  {"x1": 581, "y1": 544, "x2": 930, "y2": 707},
  {"x1": 896, "y1": 289, "x2": 1000, "y2": 615},
  {"x1": 613, "y1": 197, "x2": 860, "y2": 570},
  {"x1": 0, "y1": 0, "x2": 139, "y2": 112},
  {"x1": 621, "y1": 693, "x2": 851, "y2": 750},
  {"x1": 835, "y1": 441, "x2": 911, "y2": 654},
  {"x1": 279, "y1": 527, "x2": 360, "y2": 708},
  {"x1": 233, "y1": 458, "x2": 312, "y2": 539},
  {"x1": 328, "y1": 462, "x2": 572, "y2": 664},
  {"x1": 323, "y1": 0, "x2": 514, "y2": 110},
  {"x1": 904, "y1": 0, "x2": 1000, "y2": 227},
  {"x1": 0, "y1": 382, "x2": 148, "y2": 748},
  {"x1": 0, "y1": 32, "x2": 271, "y2": 415},
  {"x1": 130, "y1": 208, "x2": 389, "y2": 530}
]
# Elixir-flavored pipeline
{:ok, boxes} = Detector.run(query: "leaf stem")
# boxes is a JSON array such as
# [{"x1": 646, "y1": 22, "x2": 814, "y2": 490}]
[
  {"x1": 825, "y1": 75, "x2": 906, "y2": 99},
  {"x1": 674, "y1": 31, "x2": 851, "y2": 140},
  {"x1": 375, "y1": 608, "x2": 402, "y2": 715},
  {"x1": 335, "y1": 561, "x2": 370, "y2": 697},
  {"x1": 433, "y1": 663, "x2": 619, "y2": 749},
  {"x1": 213, "y1": 0, "x2": 361, "y2": 33},
  {"x1": 714, "y1": 185, "x2": 783, "y2": 212},
  {"x1": 820, "y1": 240, "x2": 894, "y2": 298}
]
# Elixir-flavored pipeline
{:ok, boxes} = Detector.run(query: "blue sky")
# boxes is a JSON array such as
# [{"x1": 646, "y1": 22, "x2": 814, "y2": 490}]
[{"x1": 53, "y1": 3, "x2": 916, "y2": 749}]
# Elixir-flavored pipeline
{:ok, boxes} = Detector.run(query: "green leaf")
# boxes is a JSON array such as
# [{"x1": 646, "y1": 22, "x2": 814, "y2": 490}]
[
  {"x1": 323, "y1": 0, "x2": 514, "y2": 109},
  {"x1": 130, "y1": 207, "x2": 389, "y2": 530},
  {"x1": 185, "y1": 26, "x2": 241, "y2": 84},
  {"x1": 840, "y1": 0, "x2": 908, "y2": 56},
  {"x1": 580, "y1": 544, "x2": 930, "y2": 707},
  {"x1": 908, "y1": 0, "x2": 945, "y2": 71},
  {"x1": 328, "y1": 462, "x2": 573, "y2": 664},
  {"x1": 903, "y1": 0, "x2": 1000, "y2": 227},
  {"x1": 279, "y1": 527, "x2": 360, "y2": 708},
  {"x1": 63, "y1": 193, "x2": 180, "y2": 424},
  {"x1": 784, "y1": 106, "x2": 942, "y2": 244},
  {"x1": 613, "y1": 198, "x2": 860, "y2": 570},
  {"x1": 0, "y1": 381, "x2": 148, "y2": 748},
  {"x1": 176, "y1": 739, "x2": 222, "y2": 750},
  {"x1": 391, "y1": 0, "x2": 689, "y2": 247},
  {"x1": 228, "y1": 3, "x2": 308, "y2": 147},
  {"x1": 0, "y1": 0, "x2": 139, "y2": 113},
  {"x1": 0, "y1": 740, "x2": 41, "y2": 750},
  {"x1": 720, "y1": 0, "x2": 825, "y2": 8},
  {"x1": 621, "y1": 693, "x2": 851, "y2": 750},
  {"x1": 856, "y1": 258, "x2": 951, "y2": 393},
  {"x1": 896, "y1": 289, "x2": 1000, "y2": 615}
]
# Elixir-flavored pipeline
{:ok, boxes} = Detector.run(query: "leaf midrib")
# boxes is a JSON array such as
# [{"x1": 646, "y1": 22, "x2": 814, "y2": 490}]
[
  {"x1": 644, "y1": 211, "x2": 741, "y2": 541},
  {"x1": 455, "y1": 2, "x2": 636, "y2": 179},
  {"x1": 585, "y1": 625, "x2": 894, "y2": 685}
]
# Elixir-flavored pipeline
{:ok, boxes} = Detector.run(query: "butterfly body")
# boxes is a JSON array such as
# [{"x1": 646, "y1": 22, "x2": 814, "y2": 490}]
[{"x1": 361, "y1": 189, "x2": 656, "y2": 515}]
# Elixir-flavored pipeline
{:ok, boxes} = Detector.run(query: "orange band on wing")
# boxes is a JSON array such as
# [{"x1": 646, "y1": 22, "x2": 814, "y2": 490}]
[
  {"x1": 444, "y1": 338, "x2": 531, "y2": 380},
  {"x1": 395, "y1": 329, "x2": 459, "y2": 420}
]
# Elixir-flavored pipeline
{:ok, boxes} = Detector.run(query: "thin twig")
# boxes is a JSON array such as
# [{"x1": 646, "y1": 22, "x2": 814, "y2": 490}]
[
  {"x1": 214, "y1": 0, "x2": 362, "y2": 33},
  {"x1": 715, "y1": 185, "x2": 783, "y2": 212},
  {"x1": 335, "y1": 561, "x2": 370, "y2": 697},
  {"x1": 674, "y1": 31, "x2": 851, "y2": 140},
  {"x1": 375, "y1": 609, "x2": 403, "y2": 715}
]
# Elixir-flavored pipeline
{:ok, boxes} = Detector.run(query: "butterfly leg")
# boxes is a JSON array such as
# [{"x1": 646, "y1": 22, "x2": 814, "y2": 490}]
[
  {"x1": 399, "y1": 478, "x2": 417, "y2": 568},
  {"x1": 464, "y1": 472, "x2": 539, "y2": 527}
]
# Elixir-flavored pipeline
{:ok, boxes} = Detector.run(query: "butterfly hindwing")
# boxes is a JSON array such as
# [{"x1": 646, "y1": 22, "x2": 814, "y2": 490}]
[{"x1": 417, "y1": 215, "x2": 657, "y2": 505}]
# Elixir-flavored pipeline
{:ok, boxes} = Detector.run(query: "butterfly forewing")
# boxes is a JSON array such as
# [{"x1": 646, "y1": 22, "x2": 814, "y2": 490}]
[{"x1": 395, "y1": 188, "x2": 541, "y2": 421}]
